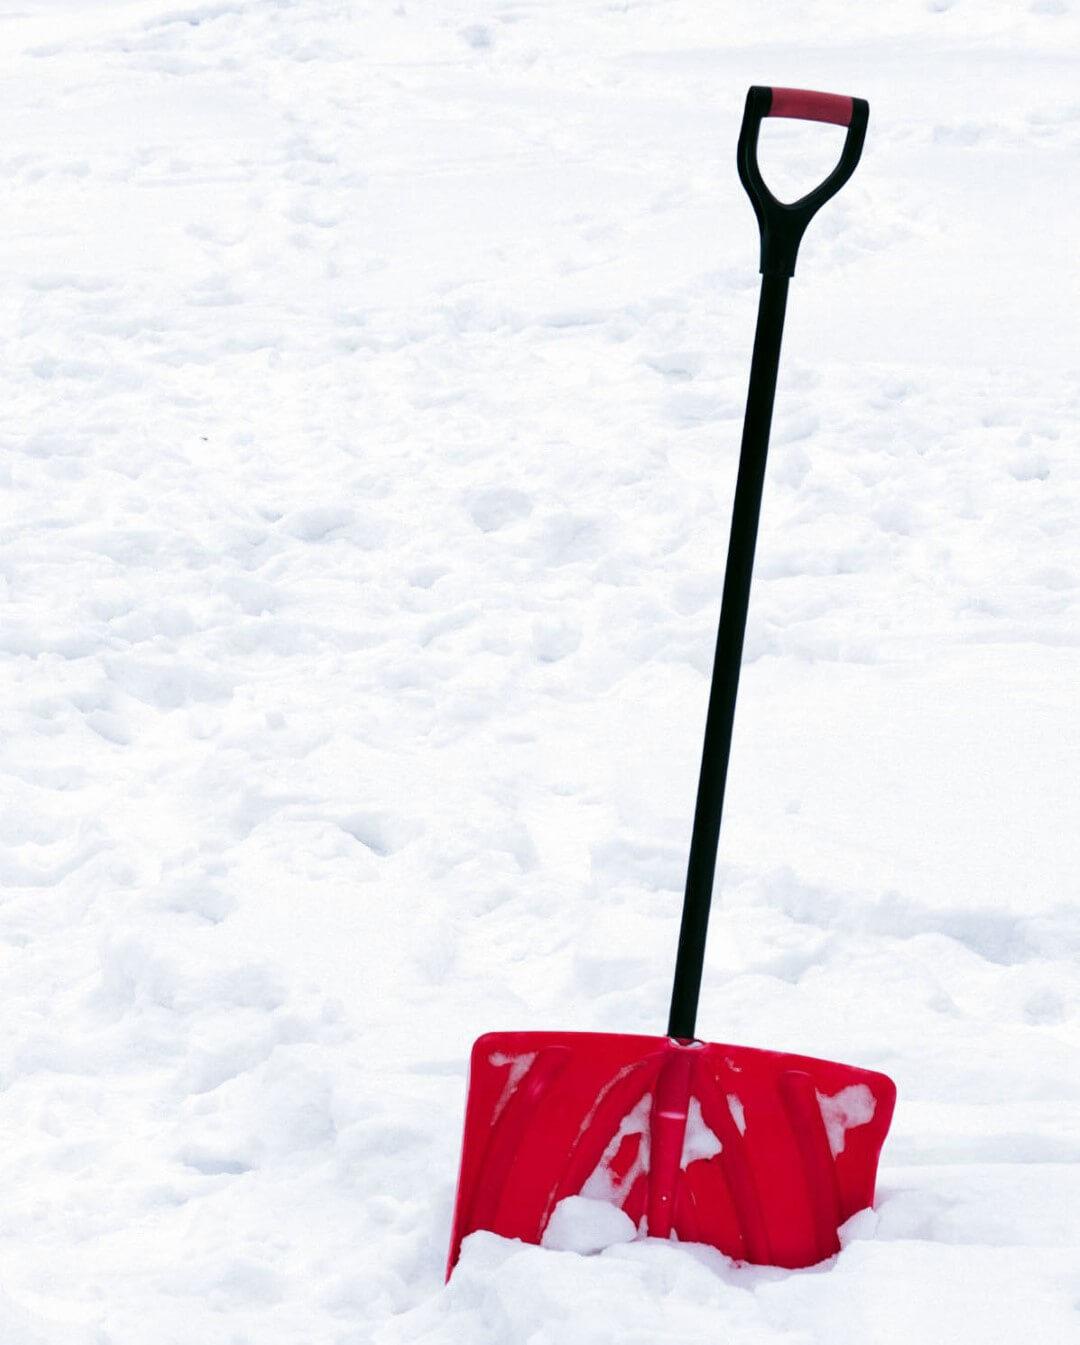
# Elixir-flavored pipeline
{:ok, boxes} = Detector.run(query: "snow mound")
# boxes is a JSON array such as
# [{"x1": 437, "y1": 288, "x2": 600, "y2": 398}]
[{"x1": 541, "y1": 1196, "x2": 638, "y2": 1254}]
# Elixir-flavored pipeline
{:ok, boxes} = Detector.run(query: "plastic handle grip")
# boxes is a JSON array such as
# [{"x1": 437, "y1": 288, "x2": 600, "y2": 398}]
[
  {"x1": 767, "y1": 87, "x2": 854, "y2": 127},
  {"x1": 737, "y1": 85, "x2": 869, "y2": 276}
]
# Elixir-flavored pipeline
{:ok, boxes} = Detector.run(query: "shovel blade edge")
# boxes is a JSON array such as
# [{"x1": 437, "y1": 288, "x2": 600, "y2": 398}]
[{"x1": 447, "y1": 1030, "x2": 895, "y2": 1276}]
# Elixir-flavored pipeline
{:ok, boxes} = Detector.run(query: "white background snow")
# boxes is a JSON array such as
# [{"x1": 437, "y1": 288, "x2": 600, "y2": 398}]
[{"x1": 2, "y1": 1, "x2": 1079, "y2": 1341}]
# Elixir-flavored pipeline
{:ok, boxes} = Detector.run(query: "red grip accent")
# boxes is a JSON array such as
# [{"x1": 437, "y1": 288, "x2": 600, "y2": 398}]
[{"x1": 768, "y1": 87, "x2": 853, "y2": 127}]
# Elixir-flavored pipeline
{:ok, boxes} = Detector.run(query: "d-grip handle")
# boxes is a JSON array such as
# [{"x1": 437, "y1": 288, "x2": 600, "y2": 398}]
[{"x1": 738, "y1": 85, "x2": 869, "y2": 277}]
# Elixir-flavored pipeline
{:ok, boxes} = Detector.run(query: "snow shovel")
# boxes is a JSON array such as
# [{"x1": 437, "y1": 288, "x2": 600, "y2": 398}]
[{"x1": 448, "y1": 86, "x2": 896, "y2": 1274}]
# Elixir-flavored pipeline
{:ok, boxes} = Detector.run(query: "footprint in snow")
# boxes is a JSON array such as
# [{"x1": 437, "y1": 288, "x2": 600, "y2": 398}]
[{"x1": 465, "y1": 487, "x2": 533, "y2": 533}]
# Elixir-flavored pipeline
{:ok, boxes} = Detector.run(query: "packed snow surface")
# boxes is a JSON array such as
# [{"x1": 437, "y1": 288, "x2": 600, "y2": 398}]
[{"x1": 2, "y1": 1, "x2": 1079, "y2": 1342}]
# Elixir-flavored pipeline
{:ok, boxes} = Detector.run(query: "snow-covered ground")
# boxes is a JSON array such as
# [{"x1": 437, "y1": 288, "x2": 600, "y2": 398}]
[{"x1": 2, "y1": 2, "x2": 1079, "y2": 1341}]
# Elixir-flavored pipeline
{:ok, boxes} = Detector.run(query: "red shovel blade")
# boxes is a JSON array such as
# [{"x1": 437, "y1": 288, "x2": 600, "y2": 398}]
[{"x1": 448, "y1": 1031, "x2": 895, "y2": 1275}]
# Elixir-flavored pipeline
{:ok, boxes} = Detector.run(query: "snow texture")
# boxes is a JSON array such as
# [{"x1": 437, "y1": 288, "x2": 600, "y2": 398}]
[
  {"x1": 582, "y1": 1094, "x2": 653, "y2": 1206},
  {"x1": 542, "y1": 1196, "x2": 638, "y2": 1255},
  {"x1": 681, "y1": 1097, "x2": 724, "y2": 1167},
  {"x1": 2, "y1": 1, "x2": 1079, "y2": 1342},
  {"x1": 817, "y1": 1084, "x2": 878, "y2": 1157}
]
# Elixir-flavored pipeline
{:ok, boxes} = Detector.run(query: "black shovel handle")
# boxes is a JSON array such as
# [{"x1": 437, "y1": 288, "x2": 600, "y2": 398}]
[
  {"x1": 667, "y1": 87, "x2": 868, "y2": 1042},
  {"x1": 738, "y1": 85, "x2": 869, "y2": 278}
]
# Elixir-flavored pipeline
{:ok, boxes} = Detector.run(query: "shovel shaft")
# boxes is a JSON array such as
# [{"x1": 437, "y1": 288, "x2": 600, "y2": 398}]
[
  {"x1": 668, "y1": 272, "x2": 789, "y2": 1040},
  {"x1": 667, "y1": 84, "x2": 868, "y2": 1040}
]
